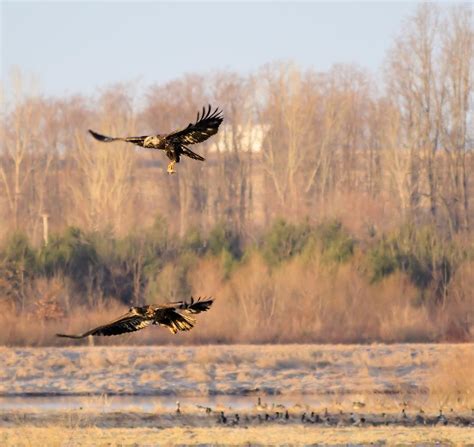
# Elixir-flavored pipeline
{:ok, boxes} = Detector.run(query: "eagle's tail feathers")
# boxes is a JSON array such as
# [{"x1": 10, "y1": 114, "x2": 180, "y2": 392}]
[{"x1": 182, "y1": 146, "x2": 205, "y2": 161}]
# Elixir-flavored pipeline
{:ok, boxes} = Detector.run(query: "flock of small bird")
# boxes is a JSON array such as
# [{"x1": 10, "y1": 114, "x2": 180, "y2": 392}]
[{"x1": 174, "y1": 398, "x2": 474, "y2": 428}]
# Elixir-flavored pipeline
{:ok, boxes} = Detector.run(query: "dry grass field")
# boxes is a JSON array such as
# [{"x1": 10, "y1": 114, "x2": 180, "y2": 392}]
[
  {"x1": 0, "y1": 343, "x2": 473, "y2": 445},
  {"x1": 0, "y1": 343, "x2": 472, "y2": 401},
  {"x1": 2, "y1": 425, "x2": 474, "y2": 446}
]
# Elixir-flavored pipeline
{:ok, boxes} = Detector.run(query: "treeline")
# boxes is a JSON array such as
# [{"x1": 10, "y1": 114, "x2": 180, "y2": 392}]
[
  {"x1": 0, "y1": 4, "x2": 473, "y2": 344},
  {"x1": 1, "y1": 5, "x2": 472, "y2": 244},
  {"x1": 0, "y1": 217, "x2": 472, "y2": 344}
]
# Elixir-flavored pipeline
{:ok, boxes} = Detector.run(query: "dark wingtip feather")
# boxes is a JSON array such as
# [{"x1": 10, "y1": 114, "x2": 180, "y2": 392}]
[
  {"x1": 193, "y1": 105, "x2": 223, "y2": 125},
  {"x1": 210, "y1": 106, "x2": 223, "y2": 122},
  {"x1": 56, "y1": 333, "x2": 85, "y2": 339},
  {"x1": 88, "y1": 129, "x2": 116, "y2": 143},
  {"x1": 173, "y1": 296, "x2": 214, "y2": 314},
  {"x1": 89, "y1": 129, "x2": 105, "y2": 141},
  {"x1": 187, "y1": 296, "x2": 214, "y2": 313}
]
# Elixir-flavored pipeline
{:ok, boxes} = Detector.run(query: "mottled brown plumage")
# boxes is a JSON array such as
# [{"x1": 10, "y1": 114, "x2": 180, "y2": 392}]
[
  {"x1": 88, "y1": 105, "x2": 223, "y2": 173},
  {"x1": 56, "y1": 297, "x2": 213, "y2": 338}
]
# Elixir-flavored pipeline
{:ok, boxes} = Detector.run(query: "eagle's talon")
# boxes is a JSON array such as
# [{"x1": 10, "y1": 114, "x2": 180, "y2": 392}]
[{"x1": 167, "y1": 161, "x2": 176, "y2": 174}]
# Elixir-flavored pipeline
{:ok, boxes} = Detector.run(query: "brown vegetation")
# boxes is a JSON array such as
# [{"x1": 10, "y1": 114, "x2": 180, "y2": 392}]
[
  {"x1": 1, "y1": 247, "x2": 472, "y2": 346},
  {"x1": 427, "y1": 344, "x2": 474, "y2": 408}
]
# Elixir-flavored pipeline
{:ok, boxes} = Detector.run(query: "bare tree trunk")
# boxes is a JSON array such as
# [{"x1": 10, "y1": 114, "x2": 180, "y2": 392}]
[
  {"x1": 69, "y1": 89, "x2": 137, "y2": 235},
  {"x1": 439, "y1": 5, "x2": 473, "y2": 231},
  {"x1": 387, "y1": 4, "x2": 445, "y2": 225}
]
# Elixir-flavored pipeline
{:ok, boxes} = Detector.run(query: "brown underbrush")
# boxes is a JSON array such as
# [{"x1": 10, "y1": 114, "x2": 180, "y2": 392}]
[{"x1": 0, "y1": 250, "x2": 472, "y2": 346}]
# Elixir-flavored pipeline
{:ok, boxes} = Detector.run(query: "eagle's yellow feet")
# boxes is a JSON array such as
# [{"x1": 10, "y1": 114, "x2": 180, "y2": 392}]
[{"x1": 167, "y1": 161, "x2": 176, "y2": 174}]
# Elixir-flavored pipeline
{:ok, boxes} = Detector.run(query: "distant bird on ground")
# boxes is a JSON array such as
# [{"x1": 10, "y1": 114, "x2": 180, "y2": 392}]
[
  {"x1": 415, "y1": 411, "x2": 425, "y2": 425},
  {"x1": 217, "y1": 411, "x2": 227, "y2": 424},
  {"x1": 352, "y1": 401, "x2": 366, "y2": 410},
  {"x1": 56, "y1": 297, "x2": 213, "y2": 338},
  {"x1": 255, "y1": 397, "x2": 268, "y2": 411},
  {"x1": 88, "y1": 105, "x2": 223, "y2": 174},
  {"x1": 436, "y1": 409, "x2": 448, "y2": 426},
  {"x1": 196, "y1": 404, "x2": 212, "y2": 415},
  {"x1": 231, "y1": 413, "x2": 240, "y2": 425}
]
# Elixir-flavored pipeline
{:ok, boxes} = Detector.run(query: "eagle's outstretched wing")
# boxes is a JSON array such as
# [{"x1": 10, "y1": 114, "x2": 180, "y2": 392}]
[
  {"x1": 166, "y1": 105, "x2": 223, "y2": 146},
  {"x1": 56, "y1": 309, "x2": 152, "y2": 338},
  {"x1": 174, "y1": 296, "x2": 214, "y2": 314},
  {"x1": 154, "y1": 297, "x2": 214, "y2": 333},
  {"x1": 88, "y1": 129, "x2": 147, "y2": 146}
]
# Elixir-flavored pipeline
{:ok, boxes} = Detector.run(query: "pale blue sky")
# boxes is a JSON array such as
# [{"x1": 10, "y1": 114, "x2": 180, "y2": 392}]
[{"x1": 2, "y1": 2, "x2": 426, "y2": 97}]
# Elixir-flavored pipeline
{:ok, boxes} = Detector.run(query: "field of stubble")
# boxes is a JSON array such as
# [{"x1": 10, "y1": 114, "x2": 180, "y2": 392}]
[{"x1": 0, "y1": 343, "x2": 473, "y2": 446}]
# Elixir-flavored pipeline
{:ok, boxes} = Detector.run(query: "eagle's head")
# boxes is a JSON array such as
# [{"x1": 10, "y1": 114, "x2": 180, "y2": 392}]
[{"x1": 144, "y1": 135, "x2": 161, "y2": 147}]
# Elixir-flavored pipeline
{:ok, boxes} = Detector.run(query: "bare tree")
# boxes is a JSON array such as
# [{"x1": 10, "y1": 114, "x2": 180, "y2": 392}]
[
  {"x1": 386, "y1": 4, "x2": 443, "y2": 223},
  {"x1": 259, "y1": 63, "x2": 318, "y2": 217},
  {"x1": 142, "y1": 74, "x2": 209, "y2": 237},
  {"x1": 210, "y1": 72, "x2": 255, "y2": 235},
  {"x1": 0, "y1": 73, "x2": 51, "y2": 235},
  {"x1": 70, "y1": 87, "x2": 137, "y2": 234},
  {"x1": 439, "y1": 5, "x2": 473, "y2": 231}
]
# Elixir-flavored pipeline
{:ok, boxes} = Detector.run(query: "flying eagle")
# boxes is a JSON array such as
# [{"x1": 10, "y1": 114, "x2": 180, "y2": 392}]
[
  {"x1": 88, "y1": 105, "x2": 223, "y2": 173},
  {"x1": 56, "y1": 297, "x2": 213, "y2": 338}
]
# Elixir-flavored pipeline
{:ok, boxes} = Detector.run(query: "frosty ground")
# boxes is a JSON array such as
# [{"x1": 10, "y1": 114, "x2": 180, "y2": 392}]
[{"x1": 0, "y1": 343, "x2": 472, "y2": 446}]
